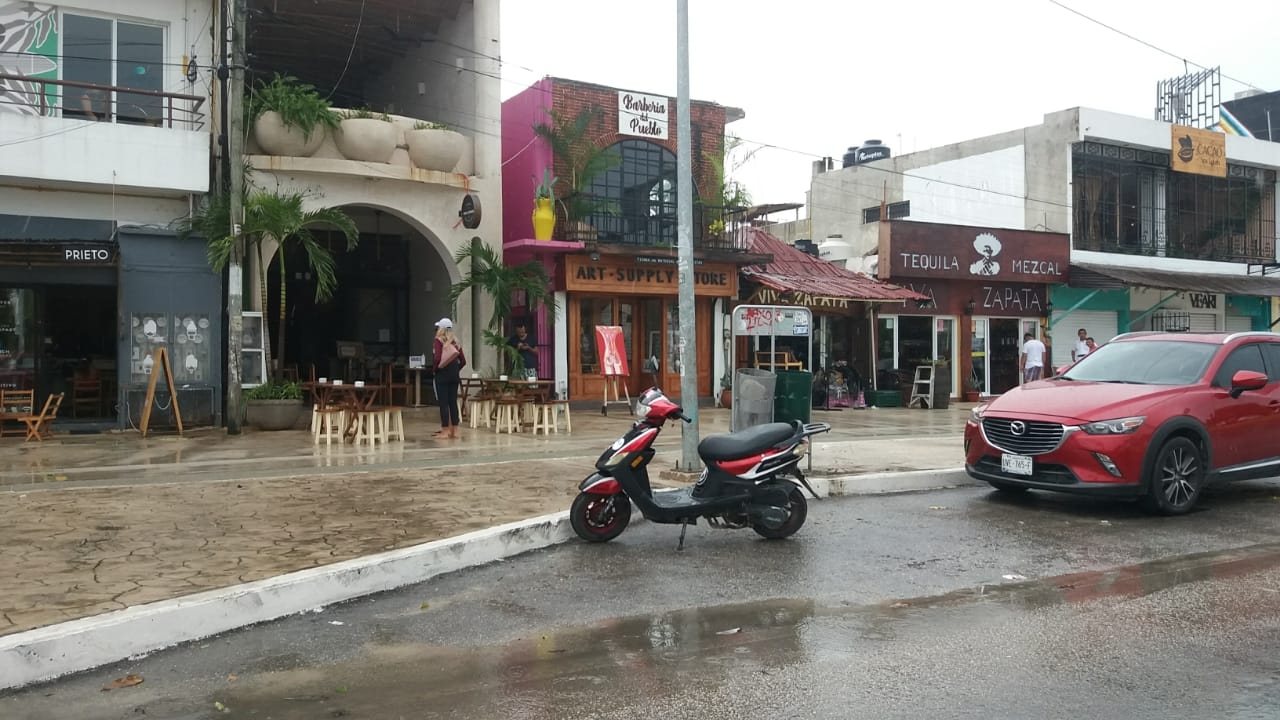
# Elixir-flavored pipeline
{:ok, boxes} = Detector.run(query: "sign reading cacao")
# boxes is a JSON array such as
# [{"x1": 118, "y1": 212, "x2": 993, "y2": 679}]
[
  {"x1": 880, "y1": 221, "x2": 1069, "y2": 284},
  {"x1": 618, "y1": 90, "x2": 669, "y2": 139}
]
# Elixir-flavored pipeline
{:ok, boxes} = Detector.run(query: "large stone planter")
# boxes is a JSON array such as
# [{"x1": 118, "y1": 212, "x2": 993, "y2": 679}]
[
  {"x1": 335, "y1": 118, "x2": 397, "y2": 163},
  {"x1": 253, "y1": 111, "x2": 324, "y2": 157},
  {"x1": 245, "y1": 399, "x2": 305, "y2": 431},
  {"x1": 405, "y1": 127, "x2": 465, "y2": 172}
]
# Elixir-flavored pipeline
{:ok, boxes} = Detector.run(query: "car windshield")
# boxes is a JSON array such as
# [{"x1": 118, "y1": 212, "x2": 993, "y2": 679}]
[{"x1": 1060, "y1": 339, "x2": 1217, "y2": 385}]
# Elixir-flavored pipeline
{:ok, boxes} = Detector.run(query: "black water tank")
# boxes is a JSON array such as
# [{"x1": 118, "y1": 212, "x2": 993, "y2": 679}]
[
  {"x1": 794, "y1": 239, "x2": 819, "y2": 256},
  {"x1": 841, "y1": 146, "x2": 860, "y2": 168},
  {"x1": 855, "y1": 139, "x2": 891, "y2": 164}
]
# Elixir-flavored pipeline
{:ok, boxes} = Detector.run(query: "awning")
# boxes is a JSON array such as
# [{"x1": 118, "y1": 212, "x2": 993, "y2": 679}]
[
  {"x1": 0, "y1": 214, "x2": 116, "y2": 244},
  {"x1": 744, "y1": 229, "x2": 928, "y2": 303},
  {"x1": 1071, "y1": 262, "x2": 1280, "y2": 297}
]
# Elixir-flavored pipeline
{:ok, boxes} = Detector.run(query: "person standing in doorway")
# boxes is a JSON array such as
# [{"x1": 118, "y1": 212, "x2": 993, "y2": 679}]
[
  {"x1": 1072, "y1": 327, "x2": 1090, "y2": 362},
  {"x1": 1020, "y1": 332, "x2": 1047, "y2": 384},
  {"x1": 432, "y1": 318, "x2": 466, "y2": 439},
  {"x1": 507, "y1": 322, "x2": 538, "y2": 377}
]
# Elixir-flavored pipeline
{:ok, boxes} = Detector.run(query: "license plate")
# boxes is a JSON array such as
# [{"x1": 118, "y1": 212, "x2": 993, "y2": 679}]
[{"x1": 1001, "y1": 453, "x2": 1033, "y2": 476}]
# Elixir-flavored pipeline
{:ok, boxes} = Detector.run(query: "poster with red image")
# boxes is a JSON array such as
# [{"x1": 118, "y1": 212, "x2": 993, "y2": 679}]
[{"x1": 594, "y1": 325, "x2": 630, "y2": 377}]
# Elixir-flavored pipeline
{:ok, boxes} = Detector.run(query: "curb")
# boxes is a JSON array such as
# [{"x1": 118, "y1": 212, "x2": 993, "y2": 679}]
[{"x1": 0, "y1": 466, "x2": 976, "y2": 691}]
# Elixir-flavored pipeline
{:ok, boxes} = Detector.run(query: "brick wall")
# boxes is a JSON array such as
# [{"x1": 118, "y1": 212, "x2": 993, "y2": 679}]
[{"x1": 547, "y1": 77, "x2": 727, "y2": 203}]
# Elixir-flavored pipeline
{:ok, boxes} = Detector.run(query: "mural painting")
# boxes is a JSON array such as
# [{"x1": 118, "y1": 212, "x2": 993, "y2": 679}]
[{"x1": 0, "y1": 3, "x2": 58, "y2": 115}]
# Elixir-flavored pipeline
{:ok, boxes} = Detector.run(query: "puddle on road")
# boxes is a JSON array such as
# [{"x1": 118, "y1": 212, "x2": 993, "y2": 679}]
[{"x1": 204, "y1": 543, "x2": 1280, "y2": 718}]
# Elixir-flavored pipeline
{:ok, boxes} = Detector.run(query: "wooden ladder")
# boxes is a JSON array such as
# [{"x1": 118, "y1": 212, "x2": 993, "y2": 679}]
[{"x1": 908, "y1": 365, "x2": 934, "y2": 409}]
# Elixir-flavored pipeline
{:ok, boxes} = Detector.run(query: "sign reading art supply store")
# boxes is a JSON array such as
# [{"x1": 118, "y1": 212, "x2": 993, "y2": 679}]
[
  {"x1": 565, "y1": 255, "x2": 737, "y2": 297},
  {"x1": 879, "y1": 221, "x2": 1070, "y2": 284}
]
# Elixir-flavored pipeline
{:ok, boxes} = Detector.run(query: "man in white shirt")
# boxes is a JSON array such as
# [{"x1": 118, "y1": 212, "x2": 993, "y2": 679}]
[
  {"x1": 1072, "y1": 327, "x2": 1090, "y2": 362},
  {"x1": 1020, "y1": 332, "x2": 1047, "y2": 383}
]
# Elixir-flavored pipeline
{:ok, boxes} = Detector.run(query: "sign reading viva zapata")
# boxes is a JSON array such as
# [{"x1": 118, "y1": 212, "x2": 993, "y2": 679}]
[{"x1": 879, "y1": 221, "x2": 1070, "y2": 283}]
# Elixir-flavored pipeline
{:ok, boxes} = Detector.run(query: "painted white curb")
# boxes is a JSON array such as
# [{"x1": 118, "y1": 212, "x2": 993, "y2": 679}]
[
  {"x1": 0, "y1": 511, "x2": 573, "y2": 691},
  {"x1": 0, "y1": 466, "x2": 979, "y2": 691}
]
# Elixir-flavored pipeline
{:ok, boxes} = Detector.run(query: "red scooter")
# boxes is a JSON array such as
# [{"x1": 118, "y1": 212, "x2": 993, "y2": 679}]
[{"x1": 570, "y1": 387, "x2": 831, "y2": 550}]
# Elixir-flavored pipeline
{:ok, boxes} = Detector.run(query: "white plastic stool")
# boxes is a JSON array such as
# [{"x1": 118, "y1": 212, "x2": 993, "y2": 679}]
[
  {"x1": 312, "y1": 407, "x2": 345, "y2": 445},
  {"x1": 530, "y1": 402, "x2": 556, "y2": 435},
  {"x1": 382, "y1": 407, "x2": 405, "y2": 442},
  {"x1": 353, "y1": 410, "x2": 384, "y2": 446}
]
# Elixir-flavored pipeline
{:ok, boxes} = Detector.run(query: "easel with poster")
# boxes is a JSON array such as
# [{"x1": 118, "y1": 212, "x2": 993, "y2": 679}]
[
  {"x1": 595, "y1": 325, "x2": 631, "y2": 415},
  {"x1": 139, "y1": 347, "x2": 183, "y2": 437}
]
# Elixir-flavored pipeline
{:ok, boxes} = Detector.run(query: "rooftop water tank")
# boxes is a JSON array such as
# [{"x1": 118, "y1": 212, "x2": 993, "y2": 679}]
[
  {"x1": 818, "y1": 234, "x2": 852, "y2": 267},
  {"x1": 855, "y1": 139, "x2": 891, "y2": 164}
]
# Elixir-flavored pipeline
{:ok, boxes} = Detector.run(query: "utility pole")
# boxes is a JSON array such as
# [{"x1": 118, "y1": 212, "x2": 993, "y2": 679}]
[
  {"x1": 224, "y1": 0, "x2": 246, "y2": 434},
  {"x1": 675, "y1": 0, "x2": 700, "y2": 472}
]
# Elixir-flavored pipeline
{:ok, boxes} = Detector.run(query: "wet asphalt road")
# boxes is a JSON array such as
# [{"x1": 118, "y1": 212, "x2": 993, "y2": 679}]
[{"x1": 6, "y1": 477, "x2": 1280, "y2": 719}]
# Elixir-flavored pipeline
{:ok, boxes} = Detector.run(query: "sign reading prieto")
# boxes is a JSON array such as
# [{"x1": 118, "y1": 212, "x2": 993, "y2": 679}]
[
  {"x1": 880, "y1": 221, "x2": 1069, "y2": 283},
  {"x1": 62, "y1": 245, "x2": 116, "y2": 263},
  {"x1": 618, "y1": 90, "x2": 669, "y2": 139},
  {"x1": 1171, "y1": 124, "x2": 1226, "y2": 178},
  {"x1": 565, "y1": 255, "x2": 736, "y2": 297}
]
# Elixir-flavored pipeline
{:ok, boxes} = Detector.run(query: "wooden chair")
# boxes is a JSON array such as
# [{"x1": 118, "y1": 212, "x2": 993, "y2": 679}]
[
  {"x1": 71, "y1": 378, "x2": 103, "y2": 418},
  {"x1": 23, "y1": 392, "x2": 63, "y2": 442},
  {"x1": 382, "y1": 364, "x2": 411, "y2": 406},
  {"x1": 0, "y1": 389, "x2": 35, "y2": 437}
]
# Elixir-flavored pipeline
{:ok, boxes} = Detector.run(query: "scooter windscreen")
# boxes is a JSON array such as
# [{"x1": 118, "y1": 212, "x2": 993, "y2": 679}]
[{"x1": 635, "y1": 388, "x2": 682, "y2": 422}]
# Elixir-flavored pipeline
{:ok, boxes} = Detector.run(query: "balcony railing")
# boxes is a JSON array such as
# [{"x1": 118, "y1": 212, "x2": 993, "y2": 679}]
[
  {"x1": 0, "y1": 73, "x2": 206, "y2": 129},
  {"x1": 553, "y1": 194, "x2": 751, "y2": 253}
]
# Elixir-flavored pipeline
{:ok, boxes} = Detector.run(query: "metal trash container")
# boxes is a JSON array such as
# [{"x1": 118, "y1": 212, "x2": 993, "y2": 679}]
[
  {"x1": 732, "y1": 368, "x2": 775, "y2": 431},
  {"x1": 773, "y1": 369, "x2": 813, "y2": 424}
]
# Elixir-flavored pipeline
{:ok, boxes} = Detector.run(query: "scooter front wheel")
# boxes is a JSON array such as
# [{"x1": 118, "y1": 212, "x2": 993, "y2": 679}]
[
  {"x1": 570, "y1": 492, "x2": 631, "y2": 542},
  {"x1": 752, "y1": 485, "x2": 808, "y2": 540}
]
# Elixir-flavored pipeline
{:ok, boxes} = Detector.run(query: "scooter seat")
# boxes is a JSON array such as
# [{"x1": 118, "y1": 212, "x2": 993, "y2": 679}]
[{"x1": 698, "y1": 422, "x2": 796, "y2": 461}]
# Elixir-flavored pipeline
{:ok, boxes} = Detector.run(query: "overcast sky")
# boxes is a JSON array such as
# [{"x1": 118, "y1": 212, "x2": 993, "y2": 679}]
[{"x1": 500, "y1": 0, "x2": 1280, "y2": 216}]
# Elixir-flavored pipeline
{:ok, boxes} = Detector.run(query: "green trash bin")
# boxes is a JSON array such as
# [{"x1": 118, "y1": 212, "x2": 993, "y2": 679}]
[{"x1": 773, "y1": 370, "x2": 812, "y2": 424}]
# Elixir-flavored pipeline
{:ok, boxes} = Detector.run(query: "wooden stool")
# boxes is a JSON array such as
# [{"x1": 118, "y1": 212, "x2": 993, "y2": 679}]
[
  {"x1": 530, "y1": 401, "x2": 557, "y2": 435},
  {"x1": 494, "y1": 397, "x2": 522, "y2": 434},
  {"x1": 550, "y1": 399, "x2": 572, "y2": 433},
  {"x1": 353, "y1": 410, "x2": 385, "y2": 446},
  {"x1": 313, "y1": 407, "x2": 345, "y2": 446},
  {"x1": 382, "y1": 406, "x2": 405, "y2": 442},
  {"x1": 468, "y1": 394, "x2": 495, "y2": 429}
]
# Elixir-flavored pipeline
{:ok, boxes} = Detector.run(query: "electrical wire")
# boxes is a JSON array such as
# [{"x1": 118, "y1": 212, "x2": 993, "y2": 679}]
[{"x1": 324, "y1": 0, "x2": 367, "y2": 101}]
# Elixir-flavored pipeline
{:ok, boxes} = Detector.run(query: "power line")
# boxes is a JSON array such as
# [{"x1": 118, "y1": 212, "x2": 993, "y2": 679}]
[{"x1": 1046, "y1": 0, "x2": 1262, "y2": 91}]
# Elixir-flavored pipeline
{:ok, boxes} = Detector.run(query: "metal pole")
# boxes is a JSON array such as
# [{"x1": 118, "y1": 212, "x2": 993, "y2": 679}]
[
  {"x1": 471, "y1": 236, "x2": 482, "y2": 366},
  {"x1": 224, "y1": 0, "x2": 246, "y2": 434},
  {"x1": 675, "y1": 0, "x2": 699, "y2": 472}
]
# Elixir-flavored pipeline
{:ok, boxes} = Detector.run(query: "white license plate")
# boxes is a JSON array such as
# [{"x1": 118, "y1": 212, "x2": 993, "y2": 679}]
[{"x1": 1001, "y1": 453, "x2": 1033, "y2": 476}]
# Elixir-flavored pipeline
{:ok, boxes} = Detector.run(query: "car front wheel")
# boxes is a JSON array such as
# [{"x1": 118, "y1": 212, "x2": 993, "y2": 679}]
[{"x1": 1142, "y1": 436, "x2": 1204, "y2": 515}]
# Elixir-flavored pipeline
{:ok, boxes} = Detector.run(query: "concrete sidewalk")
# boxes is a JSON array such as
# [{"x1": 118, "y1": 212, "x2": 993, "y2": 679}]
[{"x1": 0, "y1": 403, "x2": 973, "y2": 688}]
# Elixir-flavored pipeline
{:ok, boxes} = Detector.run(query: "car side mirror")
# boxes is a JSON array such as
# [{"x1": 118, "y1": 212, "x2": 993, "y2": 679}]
[{"x1": 1229, "y1": 369, "x2": 1268, "y2": 398}]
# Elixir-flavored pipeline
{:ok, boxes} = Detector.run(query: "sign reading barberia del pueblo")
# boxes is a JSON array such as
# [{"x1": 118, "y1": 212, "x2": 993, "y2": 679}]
[{"x1": 878, "y1": 221, "x2": 1070, "y2": 284}]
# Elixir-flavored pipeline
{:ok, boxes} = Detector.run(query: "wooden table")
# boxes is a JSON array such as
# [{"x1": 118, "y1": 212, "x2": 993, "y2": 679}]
[
  {"x1": 479, "y1": 379, "x2": 553, "y2": 431},
  {"x1": 304, "y1": 381, "x2": 384, "y2": 441}
]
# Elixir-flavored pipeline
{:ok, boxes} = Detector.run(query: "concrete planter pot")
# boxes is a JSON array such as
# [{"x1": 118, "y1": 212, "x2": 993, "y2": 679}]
[
  {"x1": 405, "y1": 127, "x2": 465, "y2": 172},
  {"x1": 245, "y1": 399, "x2": 305, "y2": 431},
  {"x1": 253, "y1": 111, "x2": 325, "y2": 157},
  {"x1": 335, "y1": 118, "x2": 397, "y2": 163}
]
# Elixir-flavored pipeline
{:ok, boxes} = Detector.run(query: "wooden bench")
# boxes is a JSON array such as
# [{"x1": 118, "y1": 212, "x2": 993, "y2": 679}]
[{"x1": 754, "y1": 351, "x2": 804, "y2": 370}]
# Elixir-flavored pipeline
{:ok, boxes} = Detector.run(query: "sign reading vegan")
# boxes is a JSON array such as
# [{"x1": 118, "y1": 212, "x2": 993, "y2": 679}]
[
  {"x1": 880, "y1": 221, "x2": 1069, "y2": 284},
  {"x1": 1170, "y1": 124, "x2": 1226, "y2": 178},
  {"x1": 618, "y1": 90, "x2": 669, "y2": 139}
]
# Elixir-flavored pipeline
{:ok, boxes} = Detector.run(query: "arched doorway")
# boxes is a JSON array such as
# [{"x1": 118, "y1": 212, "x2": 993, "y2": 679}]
[{"x1": 264, "y1": 206, "x2": 456, "y2": 382}]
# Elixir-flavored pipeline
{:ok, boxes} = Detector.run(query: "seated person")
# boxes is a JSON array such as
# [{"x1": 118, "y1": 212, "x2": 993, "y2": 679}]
[{"x1": 72, "y1": 88, "x2": 109, "y2": 121}]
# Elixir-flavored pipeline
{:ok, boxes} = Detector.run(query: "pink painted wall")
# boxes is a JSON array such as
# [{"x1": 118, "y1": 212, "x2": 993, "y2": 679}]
[{"x1": 502, "y1": 77, "x2": 555, "y2": 246}]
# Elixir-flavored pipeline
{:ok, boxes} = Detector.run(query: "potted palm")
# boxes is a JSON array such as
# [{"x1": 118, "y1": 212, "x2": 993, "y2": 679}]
[
  {"x1": 532, "y1": 106, "x2": 620, "y2": 241},
  {"x1": 448, "y1": 240, "x2": 558, "y2": 376},
  {"x1": 406, "y1": 120, "x2": 466, "y2": 172},
  {"x1": 249, "y1": 74, "x2": 339, "y2": 157},
  {"x1": 243, "y1": 380, "x2": 305, "y2": 430},
  {"x1": 719, "y1": 372, "x2": 733, "y2": 409},
  {"x1": 335, "y1": 107, "x2": 397, "y2": 163},
  {"x1": 532, "y1": 168, "x2": 557, "y2": 240}
]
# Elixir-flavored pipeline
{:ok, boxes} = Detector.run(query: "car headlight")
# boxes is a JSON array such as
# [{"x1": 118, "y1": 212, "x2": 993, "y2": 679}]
[
  {"x1": 969, "y1": 404, "x2": 988, "y2": 423},
  {"x1": 1079, "y1": 416, "x2": 1146, "y2": 435}
]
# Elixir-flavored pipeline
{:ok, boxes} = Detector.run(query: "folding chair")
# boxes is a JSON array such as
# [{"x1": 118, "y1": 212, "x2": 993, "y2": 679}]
[{"x1": 23, "y1": 392, "x2": 64, "y2": 442}]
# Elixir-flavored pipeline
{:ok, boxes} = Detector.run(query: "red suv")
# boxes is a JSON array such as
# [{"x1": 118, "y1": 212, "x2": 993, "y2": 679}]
[{"x1": 964, "y1": 331, "x2": 1280, "y2": 514}]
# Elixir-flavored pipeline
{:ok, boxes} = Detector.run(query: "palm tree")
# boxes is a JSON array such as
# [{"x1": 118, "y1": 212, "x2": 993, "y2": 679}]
[
  {"x1": 447, "y1": 240, "x2": 557, "y2": 375},
  {"x1": 184, "y1": 189, "x2": 357, "y2": 380}
]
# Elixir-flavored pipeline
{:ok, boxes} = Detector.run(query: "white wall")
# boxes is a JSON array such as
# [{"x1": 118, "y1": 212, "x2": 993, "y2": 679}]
[
  {"x1": 0, "y1": 185, "x2": 188, "y2": 226},
  {"x1": 903, "y1": 146, "x2": 1027, "y2": 229}
]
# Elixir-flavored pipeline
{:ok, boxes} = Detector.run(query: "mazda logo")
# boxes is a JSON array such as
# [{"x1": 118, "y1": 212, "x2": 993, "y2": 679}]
[{"x1": 1009, "y1": 421, "x2": 1027, "y2": 436}]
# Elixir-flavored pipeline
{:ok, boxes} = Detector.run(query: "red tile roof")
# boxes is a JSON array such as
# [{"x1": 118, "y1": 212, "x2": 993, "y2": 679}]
[{"x1": 742, "y1": 229, "x2": 929, "y2": 303}]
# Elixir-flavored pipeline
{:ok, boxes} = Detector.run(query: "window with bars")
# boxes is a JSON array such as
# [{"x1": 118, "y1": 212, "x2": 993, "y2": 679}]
[
  {"x1": 862, "y1": 201, "x2": 911, "y2": 224},
  {"x1": 587, "y1": 140, "x2": 696, "y2": 247},
  {"x1": 1072, "y1": 141, "x2": 1276, "y2": 262}
]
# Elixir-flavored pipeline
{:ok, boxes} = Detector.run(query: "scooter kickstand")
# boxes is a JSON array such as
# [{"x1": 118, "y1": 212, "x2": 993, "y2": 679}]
[{"x1": 676, "y1": 520, "x2": 689, "y2": 552}]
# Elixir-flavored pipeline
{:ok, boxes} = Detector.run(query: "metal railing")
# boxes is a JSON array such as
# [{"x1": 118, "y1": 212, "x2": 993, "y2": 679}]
[
  {"x1": 0, "y1": 73, "x2": 206, "y2": 130},
  {"x1": 553, "y1": 195, "x2": 751, "y2": 252}
]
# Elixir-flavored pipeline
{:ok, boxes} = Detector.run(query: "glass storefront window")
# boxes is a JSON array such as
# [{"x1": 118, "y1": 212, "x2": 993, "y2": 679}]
[
  {"x1": 971, "y1": 318, "x2": 988, "y2": 394},
  {"x1": 578, "y1": 299, "x2": 614, "y2": 374},
  {"x1": 0, "y1": 289, "x2": 37, "y2": 390},
  {"x1": 666, "y1": 301, "x2": 683, "y2": 375}
]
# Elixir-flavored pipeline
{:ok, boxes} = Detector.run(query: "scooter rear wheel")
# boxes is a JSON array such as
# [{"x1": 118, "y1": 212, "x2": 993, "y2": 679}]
[
  {"x1": 570, "y1": 492, "x2": 631, "y2": 542},
  {"x1": 751, "y1": 485, "x2": 807, "y2": 540}
]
